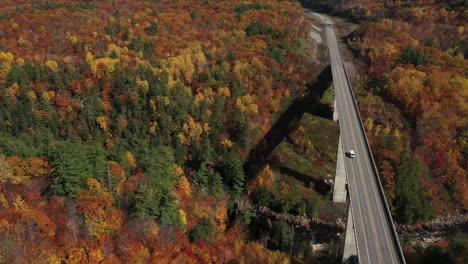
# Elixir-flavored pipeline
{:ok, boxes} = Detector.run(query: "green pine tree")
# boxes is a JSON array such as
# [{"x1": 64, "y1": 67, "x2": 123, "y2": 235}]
[{"x1": 133, "y1": 146, "x2": 181, "y2": 226}]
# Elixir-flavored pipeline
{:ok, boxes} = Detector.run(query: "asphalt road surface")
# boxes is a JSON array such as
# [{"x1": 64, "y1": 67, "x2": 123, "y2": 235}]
[{"x1": 317, "y1": 14, "x2": 403, "y2": 264}]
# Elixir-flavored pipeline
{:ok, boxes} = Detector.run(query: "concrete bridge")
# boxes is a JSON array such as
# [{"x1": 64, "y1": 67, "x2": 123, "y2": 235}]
[{"x1": 312, "y1": 12, "x2": 406, "y2": 264}]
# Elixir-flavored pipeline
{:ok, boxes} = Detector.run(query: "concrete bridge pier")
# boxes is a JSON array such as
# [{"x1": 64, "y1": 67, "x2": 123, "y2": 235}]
[
  {"x1": 333, "y1": 101, "x2": 358, "y2": 263},
  {"x1": 343, "y1": 206, "x2": 359, "y2": 263},
  {"x1": 333, "y1": 135, "x2": 347, "y2": 203}
]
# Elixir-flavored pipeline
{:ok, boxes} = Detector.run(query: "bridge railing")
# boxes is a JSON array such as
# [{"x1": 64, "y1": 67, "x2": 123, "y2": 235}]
[{"x1": 339, "y1": 58, "x2": 407, "y2": 264}]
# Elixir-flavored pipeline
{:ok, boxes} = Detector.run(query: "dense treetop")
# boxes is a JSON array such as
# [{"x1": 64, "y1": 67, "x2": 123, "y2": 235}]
[{"x1": 0, "y1": 0, "x2": 316, "y2": 262}]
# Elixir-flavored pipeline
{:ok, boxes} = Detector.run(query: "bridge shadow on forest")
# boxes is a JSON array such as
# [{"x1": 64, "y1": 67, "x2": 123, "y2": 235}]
[
  {"x1": 278, "y1": 166, "x2": 332, "y2": 194},
  {"x1": 243, "y1": 65, "x2": 333, "y2": 187}
]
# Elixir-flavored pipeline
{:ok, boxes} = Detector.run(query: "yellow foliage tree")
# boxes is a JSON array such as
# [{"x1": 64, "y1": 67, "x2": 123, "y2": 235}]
[
  {"x1": 174, "y1": 165, "x2": 192, "y2": 198},
  {"x1": 4, "y1": 156, "x2": 51, "y2": 185},
  {"x1": 125, "y1": 151, "x2": 137, "y2": 169},
  {"x1": 96, "y1": 116, "x2": 108, "y2": 131},
  {"x1": 5, "y1": 82, "x2": 19, "y2": 98},
  {"x1": 0, "y1": 155, "x2": 15, "y2": 184},
  {"x1": 0, "y1": 51, "x2": 14, "y2": 83},
  {"x1": 77, "y1": 178, "x2": 123, "y2": 238},
  {"x1": 215, "y1": 203, "x2": 227, "y2": 232},
  {"x1": 85, "y1": 51, "x2": 94, "y2": 64},
  {"x1": 180, "y1": 115, "x2": 208, "y2": 146},
  {"x1": 90, "y1": 57, "x2": 120, "y2": 78},
  {"x1": 236, "y1": 94, "x2": 258, "y2": 114},
  {"x1": 247, "y1": 165, "x2": 275, "y2": 195},
  {"x1": 364, "y1": 117, "x2": 374, "y2": 132},
  {"x1": 165, "y1": 49, "x2": 196, "y2": 84},
  {"x1": 193, "y1": 49, "x2": 208, "y2": 73},
  {"x1": 218, "y1": 86, "x2": 231, "y2": 98},
  {"x1": 220, "y1": 138, "x2": 234, "y2": 148},
  {"x1": 386, "y1": 66, "x2": 426, "y2": 107},
  {"x1": 41, "y1": 90, "x2": 56, "y2": 101},
  {"x1": 45, "y1": 60, "x2": 59, "y2": 72},
  {"x1": 179, "y1": 209, "x2": 187, "y2": 225},
  {"x1": 149, "y1": 121, "x2": 158, "y2": 134},
  {"x1": 13, "y1": 194, "x2": 27, "y2": 210},
  {"x1": 106, "y1": 43, "x2": 121, "y2": 58},
  {"x1": 194, "y1": 87, "x2": 215, "y2": 107},
  {"x1": 136, "y1": 79, "x2": 149, "y2": 93},
  {"x1": 16, "y1": 58, "x2": 24, "y2": 66}
]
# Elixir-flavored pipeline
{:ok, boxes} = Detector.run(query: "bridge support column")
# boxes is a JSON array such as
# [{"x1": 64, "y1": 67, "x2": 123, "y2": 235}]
[
  {"x1": 343, "y1": 206, "x2": 358, "y2": 263},
  {"x1": 333, "y1": 135, "x2": 347, "y2": 203},
  {"x1": 333, "y1": 100, "x2": 339, "y2": 121}
]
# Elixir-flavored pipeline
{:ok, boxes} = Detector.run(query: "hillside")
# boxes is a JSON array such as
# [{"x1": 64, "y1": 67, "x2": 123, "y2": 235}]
[
  {"x1": 0, "y1": 0, "x2": 319, "y2": 262},
  {"x1": 300, "y1": 0, "x2": 467, "y2": 262},
  {"x1": 303, "y1": 0, "x2": 467, "y2": 223}
]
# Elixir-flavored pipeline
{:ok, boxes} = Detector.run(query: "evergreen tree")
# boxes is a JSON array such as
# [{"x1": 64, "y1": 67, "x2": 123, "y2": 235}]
[
  {"x1": 395, "y1": 151, "x2": 433, "y2": 224},
  {"x1": 0, "y1": 132, "x2": 37, "y2": 157},
  {"x1": 400, "y1": 45, "x2": 427, "y2": 66},
  {"x1": 133, "y1": 146, "x2": 181, "y2": 226},
  {"x1": 209, "y1": 171, "x2": 223, "y2": 196},
  {"x1": 421, "y1": 245, "x2": 455, "y2": 264},
  {"x1": 223, "y1": 151, "x2": 245, "y2": 207},
  {"x1": 48, "y1": 141, "x2": 93, "y2": 197},
  {"x1": 86, "y1": 144, "x2": 108, "y2": 182},
  {"x1": 271, "y1": 220, "x2": 294, "y2": 252},
  {"x1": 196, "y1": 161, "x2": 211, "y2": 193},
  {"x1": 228, "y1": 107, "x2": 250, "y2": 149},
  {"x1": 188, "y1": 217, "x2": 214, "y2": 242}
]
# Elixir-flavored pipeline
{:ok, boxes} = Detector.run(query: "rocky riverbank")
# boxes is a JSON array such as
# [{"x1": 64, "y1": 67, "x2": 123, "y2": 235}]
[{"x1": 396, "y1": 213, "x2": 468, "y2": 233}]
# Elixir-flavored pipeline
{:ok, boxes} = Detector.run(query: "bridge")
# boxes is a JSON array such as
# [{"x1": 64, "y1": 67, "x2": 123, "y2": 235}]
[{"x1": 317, "y1": 14, "x2": 407, "y2": 264}]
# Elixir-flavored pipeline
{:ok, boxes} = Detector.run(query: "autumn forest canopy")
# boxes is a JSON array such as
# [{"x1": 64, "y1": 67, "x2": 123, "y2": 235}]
[{"x1": 0, "y1": 0, "x2": 319, "y2": 262}]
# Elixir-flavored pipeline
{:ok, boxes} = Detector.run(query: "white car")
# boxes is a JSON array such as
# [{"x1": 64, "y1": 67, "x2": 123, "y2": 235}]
[{"x1": 349, "y1": 150, "x2": 355, "y2": 158}]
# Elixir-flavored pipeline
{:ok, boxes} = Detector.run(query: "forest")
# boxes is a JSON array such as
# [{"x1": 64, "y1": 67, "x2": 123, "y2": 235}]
[
  {"x1": 0, "y1": 0, "x2": 323, "y2": 262},
  {"x1": 1, "y1": 0, "x2": 466, "y2": 262},
  {"x1": 337, "y1": 0, "x2": 466, "y2": 224}
]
